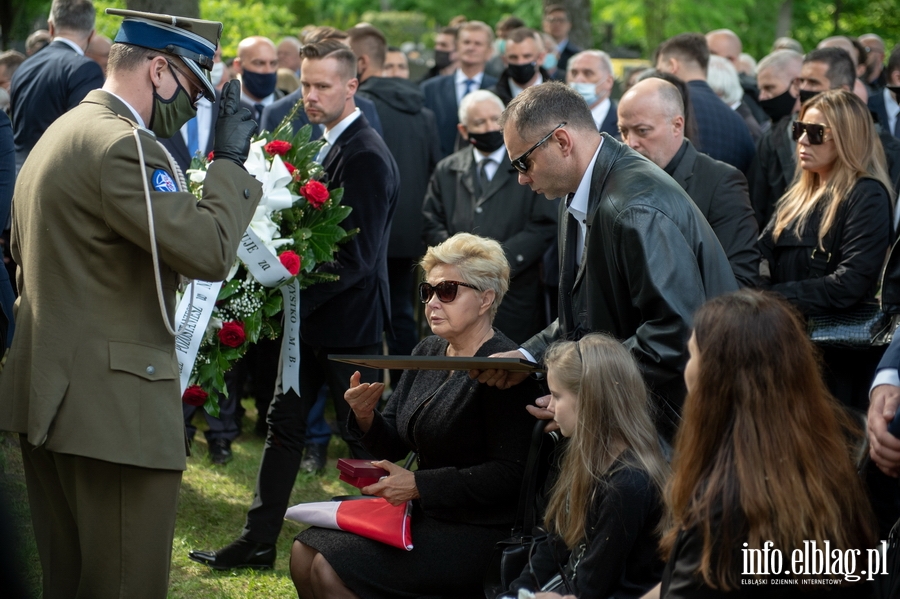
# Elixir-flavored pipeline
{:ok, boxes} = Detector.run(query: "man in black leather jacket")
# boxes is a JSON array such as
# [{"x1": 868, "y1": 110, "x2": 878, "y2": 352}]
[{"x1": 480, "y1": 82, "x2": 738, "y2": 438}]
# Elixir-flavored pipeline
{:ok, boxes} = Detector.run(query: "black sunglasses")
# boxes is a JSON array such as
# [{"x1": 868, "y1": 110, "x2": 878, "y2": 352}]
[
  {"x1": 511, "y1": 122, "x2": 566, "y2": 173},
  {"x1": 418, "y1": 280, "x2": 480, "y2": 303},
  {"x1": 792, "y1": 121, "x2": 831, "y2": 145}
]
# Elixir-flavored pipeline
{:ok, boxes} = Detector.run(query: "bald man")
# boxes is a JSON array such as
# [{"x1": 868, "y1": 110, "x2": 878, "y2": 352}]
[
  {"x1": 860, "y1": 33, "x2": 886, "y2": 89},
  {"x1": 746, "y1": 49, "x2": 803, "y2": 228},
  {"x1": 618, "y1": 78, "x2": 759, "y2": 287},
  {"x1": 234, "y1": 36, "x2": 282, "y2": 124},
  {"x1": 706, "y1": 28, "x2": 768, "y2": 126}
]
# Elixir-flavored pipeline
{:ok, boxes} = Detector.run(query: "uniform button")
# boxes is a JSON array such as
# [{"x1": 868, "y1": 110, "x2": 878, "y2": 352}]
[
  {"x1": 475, "y1": 206, "x2": 483, "y2": 214},
  {"x1": 243, "y1": 189, "x2": 251, "y2": 199},
  {"x1": 146, "y1": 365, "x2": 156, "y2": 375},
  {"x1": 516, "y1": 254, "x2": 524, "y2": 263}
]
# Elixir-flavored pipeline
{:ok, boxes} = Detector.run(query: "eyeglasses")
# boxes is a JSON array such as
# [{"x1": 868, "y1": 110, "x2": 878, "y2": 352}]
[
  {"x1": 792, "y1": 121, "x2": 832, "y2": 145},
  {"x1": 418, "y1": 280, "x2": 480, "y2": 303},
  {"x1": 166, "y1": 59, "x2": 205, "y2": 104},
  {"x1": 511, "y1": 122, "x2": 566, "y2": 173}
]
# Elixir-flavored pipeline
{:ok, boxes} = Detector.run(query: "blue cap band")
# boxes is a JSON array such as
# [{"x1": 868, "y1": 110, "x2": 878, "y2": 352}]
[{"x1": 114, "y1": 19, "x2": 214, "y2": 69}]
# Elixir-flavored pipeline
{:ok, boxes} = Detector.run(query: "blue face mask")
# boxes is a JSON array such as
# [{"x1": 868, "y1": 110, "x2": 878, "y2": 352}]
[
  {"x1": 494, "y1": 39, "x2": 506, "y2": 56},
  {"x1": 241, "y1": 68, "x2": 277, "y2": 100},
  {"x1": 543, "y1": 54, "x2": 558, "y2": 72},
  {"x1": 569, "y1": 81, "x2": 598, "y2": 106}
]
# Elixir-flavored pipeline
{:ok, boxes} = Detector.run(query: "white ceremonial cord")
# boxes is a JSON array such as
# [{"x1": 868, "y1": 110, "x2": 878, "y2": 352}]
[{"x1": 133, "y1": 128, "x2": 195, "y2": 336}]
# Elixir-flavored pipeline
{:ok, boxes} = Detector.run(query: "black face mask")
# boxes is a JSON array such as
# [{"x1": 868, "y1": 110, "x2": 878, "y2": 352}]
[
  {"x1": 798, "y1": 89, "x2": 821, "y2": 105},
  {"x1": 468, "y1": 130, "x2": 504, "y2": 153},
  {"x1": 434, "y1": 50, "x2": 453, "y2": 70},
  {"x1": 242, "y1": 68, "x2": 277, "y2": 100},
  {"x1": 508, "y1": 62, "x2": 537, "y2": 85},
  {"x1": 758, "y1": 88, "x2": 797, "y2": 123}
]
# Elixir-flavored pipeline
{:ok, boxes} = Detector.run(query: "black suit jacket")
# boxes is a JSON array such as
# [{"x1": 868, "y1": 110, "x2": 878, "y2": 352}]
[
  {"x1": 869, "y1": 87, "x2": 892, "y2": 133},
  {"x1": 159, "y1": 93, "x2": 220, "y2": 174},
  {"x1": 557, "y1": 40, "x2": 582, "y2": 75},
  {"x1": 0, "y1": 110, "x2": 14, "y2": 348},
  {"x1": 10, "y1": 40, "x2": 104, "y2": 165},
  {"x1": 597, "y1": 99, "x2": 619, "y2": 137},
  {"x1": 522, "y1": 135, "x2": 737, "y2": 430},
  {"x1": 259, "y1": 88, "x2": 384, "y2": 139},
  {"x1": 299, "y1": 113, "x2": 399, "y2": 347},
  {"x1": 686, "y1": 80, "x2": 755, "y2": 174},
  {"x1": 421, "y1": 72, "x2": 498, "y2": 158},
  {"x1": 667, "y1": 139, "x2": 760, "y2": 288}
]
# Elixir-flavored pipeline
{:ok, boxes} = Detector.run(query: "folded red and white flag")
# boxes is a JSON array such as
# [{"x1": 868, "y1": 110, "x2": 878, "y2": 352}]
[{"x1": 285, "y1": 497, "x2": 413, "y2": 551}]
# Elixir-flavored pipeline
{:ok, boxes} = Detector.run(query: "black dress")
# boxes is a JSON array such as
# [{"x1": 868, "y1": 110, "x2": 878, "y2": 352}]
[
  {"x1": 504, "y1": 455, "x2": 664, "y2": 598},
  {"x1": 296, "y1": 331, "x2": 542, "y2": 599}
]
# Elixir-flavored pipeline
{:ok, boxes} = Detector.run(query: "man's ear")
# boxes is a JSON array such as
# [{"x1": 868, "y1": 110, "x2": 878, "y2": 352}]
[
  {"x1": 554, "y1": 128, "x2": 575, "y2": 157},
  {"x1": 457, "y1": 123, "x2": 469, "y2": 138}
]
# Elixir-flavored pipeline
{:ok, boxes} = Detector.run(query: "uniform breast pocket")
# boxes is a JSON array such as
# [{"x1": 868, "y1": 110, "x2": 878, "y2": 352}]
[{"x1": 109, "y1": 340, "x2": 178, "y2": 381}]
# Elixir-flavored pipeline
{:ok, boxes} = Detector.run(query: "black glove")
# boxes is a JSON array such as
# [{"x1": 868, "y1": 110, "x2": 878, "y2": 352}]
[{"x1": 213, "y1": 79, "x2": 256, "y2": 167}]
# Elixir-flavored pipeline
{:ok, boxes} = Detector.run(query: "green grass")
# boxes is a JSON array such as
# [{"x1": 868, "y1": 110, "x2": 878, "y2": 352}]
[{"x1": 1, "y1": 399, "x2": 363, "y2": 599}]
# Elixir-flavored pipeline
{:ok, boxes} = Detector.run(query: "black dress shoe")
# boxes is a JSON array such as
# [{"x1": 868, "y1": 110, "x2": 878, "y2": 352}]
[
  {"x1": 208, "y1": 438, "x2": 233, "y2": 465},
  {"x1": 299, "y1": 442, "x2": 328, "y2": 474},
  {"x1": 188, "y1": 537, "x2": 275, "y2": 570}
]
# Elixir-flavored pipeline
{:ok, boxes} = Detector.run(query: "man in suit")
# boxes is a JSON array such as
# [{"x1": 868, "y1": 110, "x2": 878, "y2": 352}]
[
  {"x1": 491, "y1": 28, "x2": 551, "y2": 106},
  {"x1": 566, "y1": 50, "x2": 618, "y2": 136},
  {"x1": 476, "y1": 82, "x2": 737, "y2": 439},
  {"x1": 618, "y1": 78, "x2": 760, "y2": 288},
  {"x1": 10, "y1": 0, "x2": 104, "y2": 171},
  {"x1": 747, "y1": 49, "x2": 803, "y2": 229},
  {"x1": 705, "y1": 28, "x2": 769, "y2": 126},
  {"x1": 349, "y1": 24, "x2": 440, "y2": 387},
  {"x1": 0, "y1": 10, "x2": 262, "y2": 596},
  {"x1": 421, "y1": 21, "x2": 498, "y2": 158},
  {"x1": 422, "y1": 90, "x2": 557, "y2": 343},
  {"x1": 233, "y1": 36, "x2": 282, "y2": 126},
  {"x1": 868, "y1": 44, "x2": 900, "y2": 140},
  {"x1": 655, "y1": 32, "x2": 756, "y2": 174},
  {"x1": 260, "y1": 26, "x2": 383, "y2": 138},
  {"x1": 542, "y1": 5, "x2": 581, "y2": 76},
  {"x1": 866, "y1": 331, "x2": 900, "y2": 537},
  {"x1": 190, "y1": 38, "x2": 399, "y2": 570}
]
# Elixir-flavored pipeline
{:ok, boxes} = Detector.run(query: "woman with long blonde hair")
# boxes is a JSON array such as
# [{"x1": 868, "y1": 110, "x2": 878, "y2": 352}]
[
  {"x1": 658, "y1": 290, "x2": 875, "y2": 597},
  {"x1": 759, "y1": 88, "x2": 894, "y2": 411},
  {"x1": 501, "y1": 333, "x2": 669, "y2": 598}
]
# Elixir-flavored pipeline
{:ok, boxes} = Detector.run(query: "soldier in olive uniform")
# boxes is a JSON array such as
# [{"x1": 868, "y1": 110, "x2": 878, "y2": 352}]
[{"x1": 0, "y1": 10, "x2": 262, "y2": 598}]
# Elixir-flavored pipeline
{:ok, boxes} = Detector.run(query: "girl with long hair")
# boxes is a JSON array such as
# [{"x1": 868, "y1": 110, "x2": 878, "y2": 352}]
[
  {"x1": 501, "y1": 333, "x2": 669, "y2": 598},
  {"x1": 658, "y1": 289, "x2": 876, "y2": 597},
  {"x1": 759, "y1": 89, "x2": 894, "y2": 411}
]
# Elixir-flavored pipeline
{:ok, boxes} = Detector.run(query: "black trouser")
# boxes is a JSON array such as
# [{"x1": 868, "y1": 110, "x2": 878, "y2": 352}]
[{"x1": 242, "y1": 340, "x2": 381, "y2": 544}]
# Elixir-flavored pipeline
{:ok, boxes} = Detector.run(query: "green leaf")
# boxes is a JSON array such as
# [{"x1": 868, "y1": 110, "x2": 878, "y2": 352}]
[
  {"x1": 218, "y1": 278, "x2": 241, "y2": 301},
  {"x1": 262, "y1": 293, "x2": 283, "y2": 317}
]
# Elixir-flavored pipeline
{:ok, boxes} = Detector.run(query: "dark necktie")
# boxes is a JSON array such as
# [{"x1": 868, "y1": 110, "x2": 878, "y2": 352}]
[
  {"x1": 186, "y1": 117, "x2": 199, "y2": 157},
  {"x1": 464, "y1": 79, "x2": 476, "y2": 97},
  {"x1": 253, "y1": 103, "x2": 264, "y2": 123},
  {"x1": 478, "y1": 158, "x2": 493, "y2": 192}
]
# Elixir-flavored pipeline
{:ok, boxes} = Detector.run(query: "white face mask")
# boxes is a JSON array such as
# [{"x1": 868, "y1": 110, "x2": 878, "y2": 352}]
[
  {"x1": 210, "y1": 61, "x2": 225, "y2": 87},
  {"x1": 569, "y1": 81, "x2": 598, "y2": 106}
]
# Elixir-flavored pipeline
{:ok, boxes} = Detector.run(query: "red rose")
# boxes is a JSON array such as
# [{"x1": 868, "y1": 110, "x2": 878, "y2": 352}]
[
  {"x1": 218, "y1": 321, "x2": 246, "y2": 347},
  {"x1": 283, "y1": 161, "x2": 297, "y2": 175},
  {"x1": 207, "y1": 151, "x2": 215, "y2": 161},
  {"x1": 279, "y1": 250, "x2": 301, "y2": 275},
  {"x1": 300, "y1": 180, "x2": 329, "y2": 209},
  {"x1": 264, "y1": 140, "x2": 292, "y2": 156},
  {"x1": 182, "y1": 385, "x2": 208, "y2": 406}
]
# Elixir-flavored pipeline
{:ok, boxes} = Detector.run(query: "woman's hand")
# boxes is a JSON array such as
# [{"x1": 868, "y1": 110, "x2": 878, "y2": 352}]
[
  {"x1": 344, "y1": 371, "x2": 384, "y2": 433},
  {"x1": 360, "y1": 460, "x2": 420, "y2": 505}
]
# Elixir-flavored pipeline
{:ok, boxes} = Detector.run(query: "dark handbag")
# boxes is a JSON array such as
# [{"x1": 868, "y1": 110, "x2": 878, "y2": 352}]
[
  {"x1": 483, "y1": 420, "x2": 553, "y2": 599},
  {"x1": 806, "y1": 303, "x2": 893, "y2": 348}
]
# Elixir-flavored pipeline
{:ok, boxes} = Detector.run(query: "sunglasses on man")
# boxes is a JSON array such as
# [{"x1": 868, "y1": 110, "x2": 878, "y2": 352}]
[
  {"x1": 511, "y1": 122, "x2": 566, "y2": 173},
  {"x1": 792, "y1": 121, "x2": 832, "y2": 145},
  {"x1": 418, "y1": 280, "x2": 480, "y2": 304}
]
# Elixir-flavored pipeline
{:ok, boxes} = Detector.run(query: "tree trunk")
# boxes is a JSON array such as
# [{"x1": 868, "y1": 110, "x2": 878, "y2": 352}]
[
  {"x1": 644, "y1": 0, "x2": 670, "y2": 55},
  {"x1": 125, "y1": 0, "x2": 199, "y2": 18},
  {"x1": 546, "y1": 0, "x2": 592, "y2": 50},
  {"x1": 775, "y1": 0, "x2": 792, "y2": 40},
  {"x1": 832, "y1": 0, "x2": 842, "y2": 34}
]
